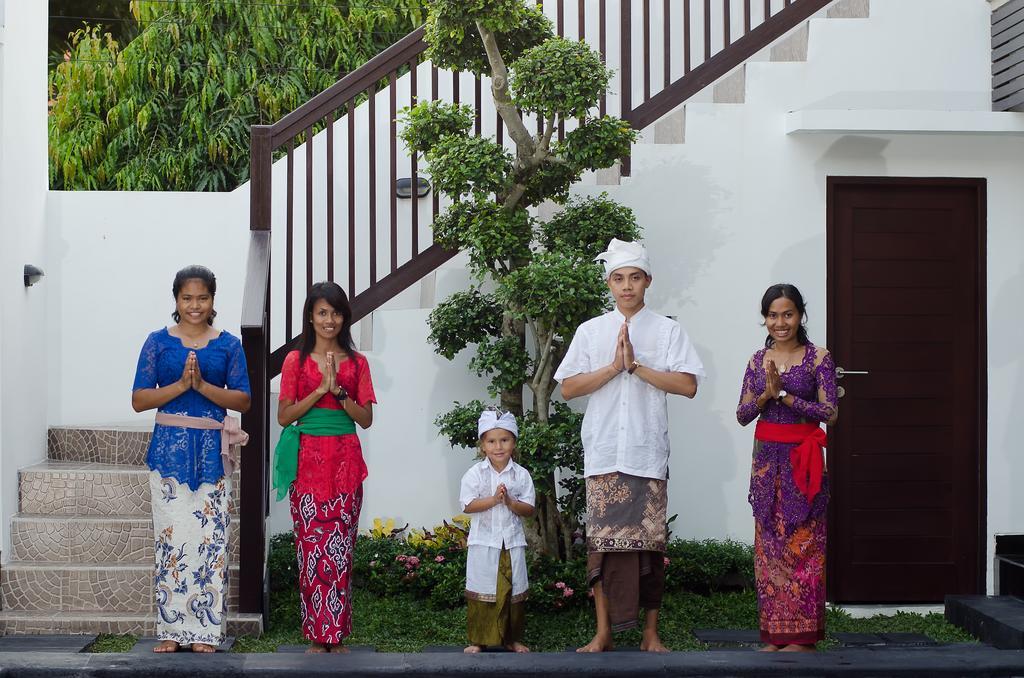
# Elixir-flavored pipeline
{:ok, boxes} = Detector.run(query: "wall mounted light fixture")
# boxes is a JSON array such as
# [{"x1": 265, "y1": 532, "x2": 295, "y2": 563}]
[
  {"x1": 395, "y1": 177, "x2": 431, "y2": 199},
  {"x1": 24, "y1": 264, "x2": 45, "y2": 287}
]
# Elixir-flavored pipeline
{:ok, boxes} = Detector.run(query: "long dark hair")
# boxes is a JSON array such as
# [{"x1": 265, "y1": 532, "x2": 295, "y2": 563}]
[
  {"x1": 298, "y1": 281, "x2": 357, "y2": 363},
  {"x1": 760, "y1": 283, "x2": 809, "y2": 348},
  {"x1": 171, "y1": 265, "x2": 217, "y2": 325}
]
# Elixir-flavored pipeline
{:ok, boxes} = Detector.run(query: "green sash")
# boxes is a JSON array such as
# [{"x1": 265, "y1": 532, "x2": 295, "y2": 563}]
[{"x1": 273, "y1": 407, "x2": 355, "y2": 500}]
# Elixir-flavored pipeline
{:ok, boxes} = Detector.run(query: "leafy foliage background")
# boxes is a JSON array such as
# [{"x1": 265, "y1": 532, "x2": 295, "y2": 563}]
[{"x1": 48, "y1": 0, "x2": 426, "y2": 191}]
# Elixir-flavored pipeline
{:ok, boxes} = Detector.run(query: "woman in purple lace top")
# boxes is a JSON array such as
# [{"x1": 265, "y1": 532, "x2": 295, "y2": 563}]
[{"x1": 736, "y1": 284, "x2": 837, "y2": 652}]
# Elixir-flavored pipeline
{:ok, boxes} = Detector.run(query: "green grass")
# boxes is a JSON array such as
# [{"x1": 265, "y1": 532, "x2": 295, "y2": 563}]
[
  {"x1": 86, "y1": 634, "x2": 137, "y2": 652},
  {"x1": 230, "y1": 587, "x2": 977, "y2": 652}
]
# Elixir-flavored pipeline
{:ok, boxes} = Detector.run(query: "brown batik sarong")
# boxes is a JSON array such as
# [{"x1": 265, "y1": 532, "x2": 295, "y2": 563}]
[{"x1": 585, "y1": 472, "x2": 668, "y2": 632}]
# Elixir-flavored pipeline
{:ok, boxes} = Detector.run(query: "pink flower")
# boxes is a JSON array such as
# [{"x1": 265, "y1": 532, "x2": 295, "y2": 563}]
[
  {"x1": 663, "y1": 557, "x2": 671, "y2": 566},
  {"x1": 404, "y1": 562, "x2": 414, "y2": 571},
  {"x1": 396, "y1": 555, "x2": 407, "y2": 562},
  {"x1": 554, "y1": 581, "x2": 565, "y2": 590},
  {"x1": 369, "y1": 560, "x2": 377, "y2": 567},
  {"x1": 407, "y1": 556, "x2": 420, "y2": 567},
  {"x1": 434, "y1": 555, "x2": 445, "y2": 563},
  {"x1": 563, "y1": 587, "x2": 574, "y2": 597}
]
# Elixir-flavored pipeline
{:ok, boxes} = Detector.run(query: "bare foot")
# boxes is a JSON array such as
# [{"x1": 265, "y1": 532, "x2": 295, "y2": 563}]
[
  {"x1": 758, "y1": 643, "x2": 782, "y2": 652},
  {"x1": 576, "y1": 634, "x2": 614, "y2": 653},
  {"x1": 780, "y1": 643, "x2": 816, "y2": 653},
  {"x1": 640, "y1": 629, "x2": 669, "y2": 653},
  {"x1": 463, "y1": 644, "x2": 484, "y2": 654},
  {"x1": 306, "y1": 642, "x2": 329, "y2": 653},
  {"x1": 328, "y1": 644, "x2": 350, "y2": 653},
  {"x1": 152, "y1": 640, "x2": 179, "y2": 653},
  {"x1": 505, "y1": 641, "x2": 530, "y2": 653},
  {"x1": 192, "y1": 642, "x2": 216, "y2": 653}
]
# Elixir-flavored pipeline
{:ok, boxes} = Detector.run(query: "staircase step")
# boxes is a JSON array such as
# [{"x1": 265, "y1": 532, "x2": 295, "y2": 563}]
[
  {"x1": 10, "y1": 514, "x2": 240, "y2": 563},
  {"x1": 48, "y1": 426, "x2": 151, "y2": 466},
  {"x1": 0, "y1": 610, "x2": 261, "y2": 637},
  {"x1": 0, "y1": 562, "x2": 240, "y2": 613},
  {"x1": 18, "y1": 461, "x2": 240, "y2": 515}
]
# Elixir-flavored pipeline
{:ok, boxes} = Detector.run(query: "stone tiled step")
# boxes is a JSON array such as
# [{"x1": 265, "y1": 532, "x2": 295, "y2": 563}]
[
  {"x1": 0, "y1": 610, "x2": 261, "y2": 637},
  {"x1": 10, "y1": 514, "x2": 240, "y2": 563},
  {"x1": 0, "y1": 562, "x2": 240, "y2": 613},
  {"x1": 18, "y1": 461, "x2": 241, "y2": 515},
  {"x1": 48, "y1": 426, "x2": 151, "y2": 466}
]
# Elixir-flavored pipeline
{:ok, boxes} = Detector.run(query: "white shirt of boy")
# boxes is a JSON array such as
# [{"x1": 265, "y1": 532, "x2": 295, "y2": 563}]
[
  {"x1": 460, "y1": 458, "x2": 536, "y2": 600},
  {"x1": 554, "y1": 306, "x2": 705, "y2": 480}
]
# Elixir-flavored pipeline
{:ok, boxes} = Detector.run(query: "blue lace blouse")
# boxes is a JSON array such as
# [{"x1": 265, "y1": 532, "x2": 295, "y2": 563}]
[{"x1": 132, "y1": 328, "x2": 251, "y2": 489}]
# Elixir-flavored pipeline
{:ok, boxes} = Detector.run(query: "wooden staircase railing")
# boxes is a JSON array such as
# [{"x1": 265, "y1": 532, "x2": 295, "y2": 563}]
[{"x1": 238, "y1": 0, "x2": 844, "y2": 615}]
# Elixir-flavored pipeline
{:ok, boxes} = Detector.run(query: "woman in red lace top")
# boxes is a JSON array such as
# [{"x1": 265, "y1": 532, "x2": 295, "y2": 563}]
[{"x1": 277, "y1": 282, "x2": 376, "y2": 653}]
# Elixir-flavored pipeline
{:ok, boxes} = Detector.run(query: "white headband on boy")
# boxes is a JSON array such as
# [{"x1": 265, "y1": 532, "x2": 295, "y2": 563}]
[
  {"x1": 594, "y1": 238, "x2": 651, "y2": 278},
  {"x1": 478, "y1": 410, "x2": 518, "y2": 439}
]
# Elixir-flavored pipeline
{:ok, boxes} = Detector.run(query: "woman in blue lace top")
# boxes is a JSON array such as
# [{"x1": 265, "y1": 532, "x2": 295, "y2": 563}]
[{"x1": 131, "y1": 265, "x2": 251, "y2": 653}]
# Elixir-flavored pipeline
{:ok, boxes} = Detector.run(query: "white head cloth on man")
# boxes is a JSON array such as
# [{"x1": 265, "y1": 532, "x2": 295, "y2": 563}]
[
  {"x1": 478, "y1": 409, "x2": 519, "y2": 439},
  {"x1": 594, "y1": 238, "x2": 652, "y2": 278}
]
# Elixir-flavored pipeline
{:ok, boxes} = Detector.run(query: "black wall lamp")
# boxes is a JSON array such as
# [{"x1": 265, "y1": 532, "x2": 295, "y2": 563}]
[
  {"x1": 396, "y1": 177, "x2": 431, "y2": 199},
  {"x1": 24, "y1": 264, "x2": 45, "y2": 287}
]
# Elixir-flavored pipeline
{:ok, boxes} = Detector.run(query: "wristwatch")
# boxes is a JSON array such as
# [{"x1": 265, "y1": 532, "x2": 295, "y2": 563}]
[
  {"x1": 334, "y1": 387, "x2": 348, "y2": 404},
  {"x1": 627, "y1": 360, "x2": 641, "y2": 375},
  {"x1": 777, "y1": 390, "x2": 788, "y2": 401}
]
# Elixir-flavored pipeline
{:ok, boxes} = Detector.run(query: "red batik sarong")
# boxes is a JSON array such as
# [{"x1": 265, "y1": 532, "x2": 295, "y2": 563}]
[{"x1": 290, "y1": 487, "x2": 362, "y2": 645}]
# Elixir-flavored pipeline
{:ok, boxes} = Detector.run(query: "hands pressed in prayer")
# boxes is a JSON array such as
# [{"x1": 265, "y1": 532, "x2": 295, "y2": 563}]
[
  {"x1": 764, "y1": 359, "x2": 782, "y2": 400},
  {"x1": 188, "y1": 352, "x2": 206, "y2": 391},
  {"x1": 493, "y1": 483, "x2": 508, "y2": 507},
  {"x1": 621, "y1": 323, "x2": 635, "y2": 369}
]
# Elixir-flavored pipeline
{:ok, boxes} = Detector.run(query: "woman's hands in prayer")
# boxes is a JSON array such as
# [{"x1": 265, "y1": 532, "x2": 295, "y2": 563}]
[
  {"x1": 764, "y1": 359, "x2": 782, "y2": 399},
  {"x1": 316, "y1": 352, "x2": 342, "y2": 397},
  {"x1": 178, "y1": 351, "x2": 205, "y2": 392}
]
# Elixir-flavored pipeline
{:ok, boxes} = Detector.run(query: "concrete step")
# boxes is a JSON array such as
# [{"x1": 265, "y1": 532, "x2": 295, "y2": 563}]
[
  {"x1": 47, "y1": 426, "x2": 151, "y2": 466},
  {"x1": 0, "y1": 610, "x2": 261, "y2": 637},
  {"x1": 18, "y1": 461, "x2": 240, "y2": 516},
  {"x1": 10, "y1": 514, "x2": 240, "y2": 563},
  {"x1": 0, "y1": 562, "x2": 240, "y2": 613}
]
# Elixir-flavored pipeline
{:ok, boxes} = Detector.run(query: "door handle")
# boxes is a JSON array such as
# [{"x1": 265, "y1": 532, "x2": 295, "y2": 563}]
[{"x1": 835, "y1": 367, "x2": 869, "y2": 379}]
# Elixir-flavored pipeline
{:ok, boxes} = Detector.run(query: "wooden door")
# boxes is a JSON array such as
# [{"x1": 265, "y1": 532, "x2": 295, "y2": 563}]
[{"x1": 826, "y1": 177, "x2": 986, "y2": 602}]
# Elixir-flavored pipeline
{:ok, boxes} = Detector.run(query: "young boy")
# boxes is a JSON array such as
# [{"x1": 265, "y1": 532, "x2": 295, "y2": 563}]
[
  {"x1": 460, "y1": 409, "x2": 536, "y2": 653},
  {"x1": 555, "y1": 238, "x2": 704, "y2": 652}
]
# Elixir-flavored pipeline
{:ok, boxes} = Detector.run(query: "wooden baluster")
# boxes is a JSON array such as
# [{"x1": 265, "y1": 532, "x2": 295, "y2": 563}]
[
  {"x1": 579, "y1": 0, "x2": 585, "y2": 40},
  {"x1": 285, "y1": 140, "x2": 294, "y2": 341},
  {"x1": 664, "y1": 0, "x2": 671, "y2": 88},
  {"x1": 724, "y1": 0, "x2": 732, "y2": 47},
  {"x1": 557, "y1": 0, "x2": 564, "y2": 36},
  {"x1": 475, "y1": 75, "x2": 482, "y2": 136},
  {"x1": 765, "y1": 0, "x2": 772, "y2": 20},
  {"x1": 599, "y1": 0, "x2": 607, "y2": 115},
  {"x1": 744, "y1": 0, "x2": 751, "y2": 34},
  {"x1": 368, "y1": 86, "x2": 377, "y2": 286},
  {"x1": 327, "y1": 111, "x2": 335, "y2": 283},
  {"x1": 704, "y1": 0, "x2": 712, "y2": 61},
  {"x1": 410, "y1": 58, "x2": 418, "y2": 258},
  {"x1": 643, "y1": 0, "x2": 650, "y2": 102},
  {"x1": 684, "y1": 0, "x2": 691, "y2": 73},
  {"x1": 305, "y1": 126, "x2": 313, "y2": 292},
  {"x1": 621, "y1": 0, "x2": 632, "y2": 175},
  {"x1": 347, "y1": 99, "x2": 356, "y2": 299},
  {"x1": 389, "y1": 71, "x2": 398, "y2": 273},
  {"x1": 433, "y1": 67, "x2": 441, "y2": 219}
]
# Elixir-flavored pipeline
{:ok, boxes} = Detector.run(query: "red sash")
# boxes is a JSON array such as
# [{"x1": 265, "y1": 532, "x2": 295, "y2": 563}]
[{"x1": 754, "y1": 421, "x2": 827, "y2": 501}]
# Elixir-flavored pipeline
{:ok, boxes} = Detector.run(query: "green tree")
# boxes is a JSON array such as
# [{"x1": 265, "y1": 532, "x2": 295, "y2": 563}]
[
  {"x1": 48, "y1": 0, "x2": 425, "y2": 190},
  {"x1": 403, "y1": 0, "x2": 640, "y2": 558}
]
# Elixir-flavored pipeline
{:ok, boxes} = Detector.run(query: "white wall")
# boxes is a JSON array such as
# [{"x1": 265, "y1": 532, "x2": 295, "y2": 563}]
[
  {"x1": 29, "y1": 0, "x2": 1023, "y2": 596},
  {"x1": 0, "y1": 0, "x2": 48, "y2": 561},
  {"x1": 45, "y1": 189, "x2": 251, "y2": 426}
]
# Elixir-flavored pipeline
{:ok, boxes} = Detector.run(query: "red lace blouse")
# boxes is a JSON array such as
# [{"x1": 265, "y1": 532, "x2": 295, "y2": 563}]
[{"x1": 279, "y1": 350, "x2": 377, "y2": 500}]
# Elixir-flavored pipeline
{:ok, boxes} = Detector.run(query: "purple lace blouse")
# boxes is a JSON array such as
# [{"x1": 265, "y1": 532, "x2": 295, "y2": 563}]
[{"x1": 736, "y1": 343, "x2": 837, "y2": 534}]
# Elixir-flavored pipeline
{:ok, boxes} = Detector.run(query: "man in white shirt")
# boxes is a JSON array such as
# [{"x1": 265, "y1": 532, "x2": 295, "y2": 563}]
[{"x1": 554, "y1": 238, "x2": 704, "y2": 653}]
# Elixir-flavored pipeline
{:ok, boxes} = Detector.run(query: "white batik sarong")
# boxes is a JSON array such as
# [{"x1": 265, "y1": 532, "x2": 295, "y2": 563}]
[{"x1": 150, "y1": 472, "x2": 231, "y2": 646}]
